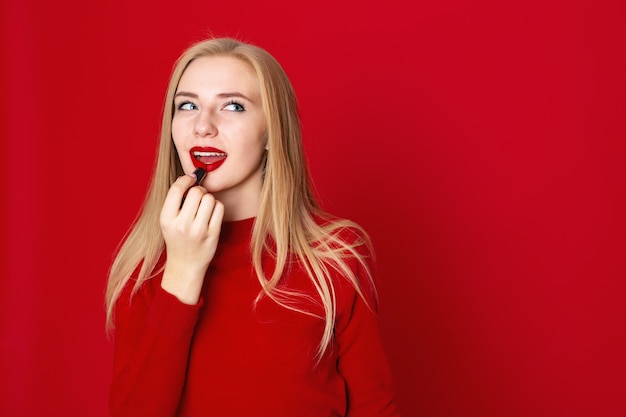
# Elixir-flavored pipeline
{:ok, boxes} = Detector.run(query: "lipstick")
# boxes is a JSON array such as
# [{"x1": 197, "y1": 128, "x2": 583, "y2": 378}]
[
  {"x1": 181, "y1": 167, "x2": 207, "y2": 208},
  {"x1": 193, "y1": 167, "x2": 206, "y2": 185}
]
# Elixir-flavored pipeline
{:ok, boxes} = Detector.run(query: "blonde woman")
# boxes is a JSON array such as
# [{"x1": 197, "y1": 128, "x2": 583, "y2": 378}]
[{"x1": 106, "y1": 37, "x2": 400, "y2": 417}]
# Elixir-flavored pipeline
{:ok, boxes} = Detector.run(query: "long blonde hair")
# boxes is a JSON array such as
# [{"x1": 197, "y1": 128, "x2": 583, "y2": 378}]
[{"x1": 105, "y1": 38, "x2": 376, "y2": 357}]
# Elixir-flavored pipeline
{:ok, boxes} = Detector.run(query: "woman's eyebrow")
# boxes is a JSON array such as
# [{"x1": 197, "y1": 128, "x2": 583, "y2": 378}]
[
  {"x1": 174, "y1": 91, "x2": 252, "y2": 101},
  {"x1": 216, "y1": 92, "x2": 252, "y2": 101},
  {"x1": 174, "y1": 91, "x2": 198, "y2": 99}
]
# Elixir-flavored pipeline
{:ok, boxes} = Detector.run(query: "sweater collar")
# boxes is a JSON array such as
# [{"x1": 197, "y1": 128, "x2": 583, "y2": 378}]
[{"x1": 210, "y1": 217, "x2": 255, "y2": 269}]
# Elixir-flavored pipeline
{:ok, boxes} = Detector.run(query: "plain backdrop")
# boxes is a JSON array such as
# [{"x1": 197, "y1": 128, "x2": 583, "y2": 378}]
[{"x1": 1, "y1": 0, "x2": 625, "y2": 416}]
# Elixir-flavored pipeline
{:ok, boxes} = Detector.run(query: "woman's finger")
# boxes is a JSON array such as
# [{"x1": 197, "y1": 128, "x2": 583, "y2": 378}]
[
  {"x1": 179, "y1": 186, "x2": 207, "y2": 218},
  {"x1": 161, "y1": 175, "x2": 197, "y2": 220},
  {"x1": 193, "y1": 193, "x2": 217, "y2": 228},
  {"x1": 207, "y1": 200, "x2": 224, "y2": 236}
]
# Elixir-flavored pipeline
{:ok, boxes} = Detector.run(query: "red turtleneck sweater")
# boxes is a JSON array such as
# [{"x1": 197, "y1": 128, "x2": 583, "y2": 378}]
[{"x1": 110, "y1": 217, "x2": 400, "y2": 417}]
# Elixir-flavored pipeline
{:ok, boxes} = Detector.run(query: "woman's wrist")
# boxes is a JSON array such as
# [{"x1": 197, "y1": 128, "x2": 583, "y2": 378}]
[{"x1": 161, "y1": 263, "x2": 206, "y2": 305}]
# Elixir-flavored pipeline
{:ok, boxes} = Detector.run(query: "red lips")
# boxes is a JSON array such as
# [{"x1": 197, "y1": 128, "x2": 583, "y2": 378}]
[{"x1": 190, "y1": 146, "x2": 227, "y2": 172}]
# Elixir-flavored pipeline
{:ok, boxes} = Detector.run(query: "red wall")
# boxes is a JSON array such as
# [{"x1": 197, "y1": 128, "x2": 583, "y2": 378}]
[{"x1": 1, "y1": 0, "x2": 625, "y2": 416}]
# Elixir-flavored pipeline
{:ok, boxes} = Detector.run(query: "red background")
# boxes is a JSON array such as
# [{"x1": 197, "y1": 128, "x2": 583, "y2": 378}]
[{"x1": 1, "y1": 0, "x2": 625, "y2": 416}]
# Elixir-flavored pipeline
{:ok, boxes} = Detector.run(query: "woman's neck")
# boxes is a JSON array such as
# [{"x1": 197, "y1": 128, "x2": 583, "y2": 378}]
[{"x1": 216, "y1": 190, "x2": 261, "y2": 222}]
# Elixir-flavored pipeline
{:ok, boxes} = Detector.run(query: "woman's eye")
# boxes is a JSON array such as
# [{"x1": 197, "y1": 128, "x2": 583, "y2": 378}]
[
  {"x1": 177, "y1": 102, "x2": 198, "y2": 111},
  {"x1": 224, "y1": 101, "x2": 245, "y2": 112}
]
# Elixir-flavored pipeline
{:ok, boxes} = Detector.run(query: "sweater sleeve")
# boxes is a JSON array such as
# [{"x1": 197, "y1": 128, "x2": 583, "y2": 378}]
[
  {"x1": 109, "y1": 275, "x2": 202, "y2": 417},
  {"x1": 336, "y1": 278, "x2": 402, "y2": 416}
]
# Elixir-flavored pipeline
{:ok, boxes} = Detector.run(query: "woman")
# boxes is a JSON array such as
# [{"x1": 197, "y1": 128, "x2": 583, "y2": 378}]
[{"x1": 106, "y1": 37, "x2": 400, "y2": 417}]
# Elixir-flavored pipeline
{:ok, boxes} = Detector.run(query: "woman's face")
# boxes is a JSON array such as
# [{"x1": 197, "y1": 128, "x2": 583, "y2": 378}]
[{"x1": 172, "y1": 55, "x2": 267, "y2": 214}]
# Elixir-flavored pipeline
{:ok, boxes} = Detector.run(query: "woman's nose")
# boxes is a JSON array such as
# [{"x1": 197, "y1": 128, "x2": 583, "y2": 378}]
[{"x1": 194, "y1": 110, "x2": 217, "y2": 137}]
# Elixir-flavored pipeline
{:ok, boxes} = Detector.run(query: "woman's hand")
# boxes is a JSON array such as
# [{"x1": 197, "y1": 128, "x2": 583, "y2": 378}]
[{"x1": 159, "y1": 175, "x2": 224, "y2": 304}]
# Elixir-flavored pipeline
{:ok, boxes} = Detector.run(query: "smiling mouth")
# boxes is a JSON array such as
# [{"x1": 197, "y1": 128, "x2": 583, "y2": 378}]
[{"x1": 190, "y1": 147, "x2": 228, "y2": 172}]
